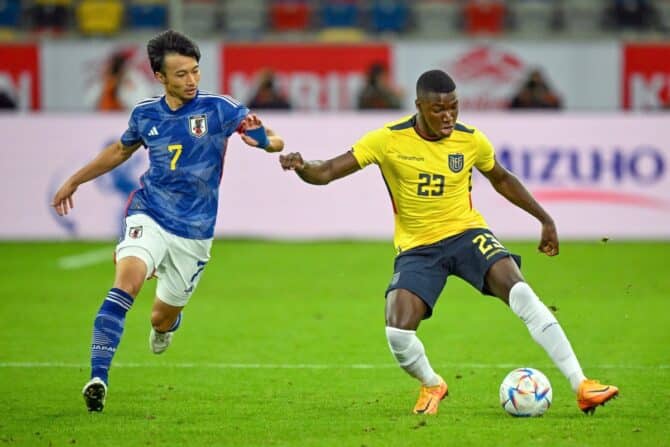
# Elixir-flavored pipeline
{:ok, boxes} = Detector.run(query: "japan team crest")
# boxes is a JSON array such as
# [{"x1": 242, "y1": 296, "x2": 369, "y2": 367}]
[
  {"x1": 189, "y1": 114, "x2": 208, "y2": 138},
  {"x1": 448, "y1": 153, "x2": 464, "y2": 173},
  {"x1": 129, "y1": 226, "x2": 143, "y2": 239}
]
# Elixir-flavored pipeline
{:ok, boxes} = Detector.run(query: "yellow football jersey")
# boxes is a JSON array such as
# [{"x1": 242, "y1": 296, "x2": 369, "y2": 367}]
[{"x1": 351, "y1": 115, "x2": 496, "y2": 252}]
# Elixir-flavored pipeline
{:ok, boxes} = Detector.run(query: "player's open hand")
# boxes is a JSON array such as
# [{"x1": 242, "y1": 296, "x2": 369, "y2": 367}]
[
  {"x1": 239, "y1": 113, "x2": 262, "y2": 131},
  {"x1": 52, "y1": 181, "x2": 77, "y2": 216},
  {"x1": 538, "y1": 221, "x2": 559, "y2": 256},
  {"x1": 239, "y1": 114, "x2": 263, "y2": 147},
  {"x1": 279, "y1": 152, "x2": 305, "y2": 171}
]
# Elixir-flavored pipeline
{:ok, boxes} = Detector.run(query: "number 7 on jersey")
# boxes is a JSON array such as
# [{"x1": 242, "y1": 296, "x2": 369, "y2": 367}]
[{"x1": 168, "y1": 144, "x2": 183, "y2": 170}]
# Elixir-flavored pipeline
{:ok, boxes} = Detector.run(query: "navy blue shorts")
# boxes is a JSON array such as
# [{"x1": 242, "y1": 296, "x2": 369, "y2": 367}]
[{"x1": 385, "y1": 228, "x2": 521, "y2": 319}]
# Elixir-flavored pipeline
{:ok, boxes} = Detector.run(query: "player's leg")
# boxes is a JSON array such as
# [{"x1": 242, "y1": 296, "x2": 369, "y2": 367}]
[
  {"x1": 149, "y1": 234, "x2": 211, "y2": 354},
  {"x1": 83, "y1": 214, "x2": 166, "y2": 412},
  {"x1": 83, "y1": 256, "x2": 148, "y2": 412},
  {"x1": 484, "y1": 248, "x2": 618, "y2": 413},
  {"x1": 486, "y1": 257, "x2": 588, "y2": 389},
  {"x1": 384, "y1": 241, "x2": 449, "y2": 414},
  {"x1": 386, "y1": 289, "x2": 448, "y2": 415},
  {"x1": 386, "y1": 288, "x2": 439, "y2": 384}
]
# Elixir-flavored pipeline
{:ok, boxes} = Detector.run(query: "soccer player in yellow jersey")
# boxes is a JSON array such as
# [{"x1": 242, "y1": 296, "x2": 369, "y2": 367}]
[{"x1": 279, "y1": 70, "x2": 619, "y2": 415}]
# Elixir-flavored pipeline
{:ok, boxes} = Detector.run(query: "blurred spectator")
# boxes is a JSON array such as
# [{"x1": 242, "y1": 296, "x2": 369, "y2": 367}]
[
  {"x1": 247, "y1": 69, "x2": 292, "y2": 110},
  {"x1": 85, "y1": 49, "x2": 158, "y2": 111},
  {"x1": 0, "y1": 78, "x2": 17, "y2": 110},
  {"x1": 97, "y1": 51, "x2": 130, "y2": 111},
  {"x1": 508, "y1": 68, "x2": 562, "y2": 109},
  {"x1": 357, "y1": 62, "x2": 403, "y2": 110},
  {"x1": 30, "y1": 0, "x2": 71, "y2": 33},
  {"x1": 604, "y1": 0, "x2": 659, "y2": 30}
]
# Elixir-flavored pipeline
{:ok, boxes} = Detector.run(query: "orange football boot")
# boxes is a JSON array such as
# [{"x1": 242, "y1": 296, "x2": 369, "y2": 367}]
[
  {"x1": 577, "y1": 379, "x2": 619, "y2": 414},
  {"x1": 413, "y1": 376, "x2": 448, "y2": 415}
]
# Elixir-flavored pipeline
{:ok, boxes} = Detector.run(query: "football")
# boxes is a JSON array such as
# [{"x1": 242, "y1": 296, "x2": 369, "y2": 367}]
[{"x1": 499, "y1": 367, "x2": 552, "y2": 417}]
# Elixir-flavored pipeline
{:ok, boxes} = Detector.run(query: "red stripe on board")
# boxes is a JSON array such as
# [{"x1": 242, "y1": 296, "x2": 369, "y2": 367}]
[{"x1": 532, "y1": 189, "x2": 669, "y2": 210}]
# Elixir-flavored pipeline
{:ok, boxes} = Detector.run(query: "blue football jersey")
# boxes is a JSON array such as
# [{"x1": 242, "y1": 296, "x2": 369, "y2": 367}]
[{"x1": 120, "y1": 91, "x2": 249, "y2": 239}]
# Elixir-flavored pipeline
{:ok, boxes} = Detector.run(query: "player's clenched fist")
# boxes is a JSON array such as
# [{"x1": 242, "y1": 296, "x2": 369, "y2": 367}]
[
  {"x1": 280, "y1": 152, "x2": 305, "y2": 171},
  {"x1": 538, "y1": 221, "x2": 559, "y2": 256}
]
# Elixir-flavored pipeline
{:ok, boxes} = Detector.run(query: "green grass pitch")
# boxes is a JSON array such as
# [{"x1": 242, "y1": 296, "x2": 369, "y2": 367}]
[{"x1": 1, "y1": 239, "x2": 668, "y2": 446}]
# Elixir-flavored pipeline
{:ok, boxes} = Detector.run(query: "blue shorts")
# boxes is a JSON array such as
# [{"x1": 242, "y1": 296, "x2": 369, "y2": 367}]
[{"x1": 385, "y1": 228, "x2": 521, "y2": 319}]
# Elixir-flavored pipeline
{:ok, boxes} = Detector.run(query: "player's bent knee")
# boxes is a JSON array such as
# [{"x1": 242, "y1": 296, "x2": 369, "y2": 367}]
[
  {"x1": 385, "y1": 289, "x2": 426, "y2": 330},
  {"x1": 486, "y1": 259, "x2": 525, "y2": 301}
]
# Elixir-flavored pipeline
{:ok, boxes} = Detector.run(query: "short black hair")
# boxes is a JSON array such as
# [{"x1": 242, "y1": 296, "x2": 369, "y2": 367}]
[
  {"x1": 147, "y1": 30, "x2": 201, "y2": 74},
  {"x1": 416, "y1": 70, "x2": 456, "y2": 97}
]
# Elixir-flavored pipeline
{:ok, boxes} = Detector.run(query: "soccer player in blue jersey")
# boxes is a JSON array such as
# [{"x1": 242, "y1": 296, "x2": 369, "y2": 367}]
[
  {"x1": 52, "y1": 30, "x2": 285, "y2": 412},
  {"x1": 279, "y1": 70, "x2": 618, "y2": 415}
]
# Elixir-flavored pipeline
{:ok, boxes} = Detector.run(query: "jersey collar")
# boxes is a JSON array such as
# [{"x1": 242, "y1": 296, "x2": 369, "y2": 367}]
[{"x1": 160, "y1": 90, "x2": 199, "y2": 115}]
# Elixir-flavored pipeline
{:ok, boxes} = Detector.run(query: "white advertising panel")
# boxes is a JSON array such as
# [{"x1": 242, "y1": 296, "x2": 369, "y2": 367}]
[
  {"x1": 1, "y1": 113, "x2": 668, "y2": 241},
  {"x1": 41, "y1": 41, "x2": 219, "y2": 111},
  {"x1": 394, "y1": 41, "x2": 620, "y2": 111}
]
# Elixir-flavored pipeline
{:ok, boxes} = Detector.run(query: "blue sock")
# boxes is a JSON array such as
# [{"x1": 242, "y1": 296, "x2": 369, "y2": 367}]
[
  {"x1": 90, "y1": 288, "x2": 134, "y2": 384},
  {"x1": 167, "y1": 312, "x2": 182, "y2": 332}
]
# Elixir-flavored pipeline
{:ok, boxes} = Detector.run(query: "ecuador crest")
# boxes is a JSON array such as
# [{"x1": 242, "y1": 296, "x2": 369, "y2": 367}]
[{"x1": 448, "y1": 153, "x2": 464, "y2": 173}]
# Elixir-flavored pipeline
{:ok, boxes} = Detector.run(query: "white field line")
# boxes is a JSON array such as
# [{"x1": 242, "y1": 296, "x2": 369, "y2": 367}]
[
  {"x1": 57, "y1": 248, "x2": 113, "y2": 270},
  {"x1": 0, "y1": 362, "x2": 667, "y2": 370}
]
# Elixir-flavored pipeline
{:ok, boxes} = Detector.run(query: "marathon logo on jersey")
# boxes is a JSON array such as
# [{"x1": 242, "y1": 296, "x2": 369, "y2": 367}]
[
  {"x1": 129, "y1": 226, "x2": 143, "y2": 239},
  {"x1": 448, "y1": 153, "x2": 464, "y2": 173},
  {"x1": 189, "y1": 114, "x2": 208, "y2": 138}
]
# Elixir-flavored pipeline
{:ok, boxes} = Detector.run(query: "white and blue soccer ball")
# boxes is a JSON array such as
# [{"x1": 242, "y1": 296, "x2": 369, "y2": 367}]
[{"x1": 499, "y1": 367, "x2": 552, "y2": 417}]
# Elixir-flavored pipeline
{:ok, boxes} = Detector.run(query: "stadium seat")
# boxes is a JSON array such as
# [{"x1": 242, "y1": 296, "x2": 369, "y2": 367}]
[
  {"x1": 463, "y1": 0, "x2": 507, "y2": 35},
  {"x1": 221, "y1": 0, "x2": 266, "y2": 39},
  {"x1": 182, "y1": 0, "x2": 218, "y2": 36},
  {"x1": 76, "y1": 0, "x2": 123, "y2": 35},
  {"x1": 604, "y1": 0, "x2": 661, "y2": 31},
  {"x1": 0, "y1": 0, "x2": 22, "y2": 28},
  {"x1": 368, "y1": 0, "x2": 411, "y2": 33},
  {"x1": 316, "y1": 25, "x2": 365, "y2": 41},
  {"x1": 561, "y1": 0, "x2": 607, "y2": 35},
  {"x1": 30, "y1": 0, "x2": 72, "y2": 32},
  {"x1": 319, "y1": 0, "x2": 361, "y2": 28},
  {"x1": 509, "y1": 0, "x2": 558, "y2": 35},
  {"x1": 657, "y1": 0, "x2": 670, "y2": 30},
  {"x1": 413, "y1": 0, "x2": 461, "y2": 37},
  {"x1": 127, "y1": 0, "x2": 167, "y2": 29},
  {"x1": 270, "y1": 0, "x2": 311, "y2": 32}
]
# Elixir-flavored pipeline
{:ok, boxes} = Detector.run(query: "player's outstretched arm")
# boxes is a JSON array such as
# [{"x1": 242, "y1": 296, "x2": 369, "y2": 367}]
[
  {"x1": 51, "y1": 140, "x2": 141, "y2": 216},
  {"x1": 239, "y1": 114, "x2": 284, "y2": 153},
  {"x1": 279, "y1": 151, "x2": 360, "y2": 185},
  {"x1": 481, "y1": 160, "x2": 559, "y2": 256}
]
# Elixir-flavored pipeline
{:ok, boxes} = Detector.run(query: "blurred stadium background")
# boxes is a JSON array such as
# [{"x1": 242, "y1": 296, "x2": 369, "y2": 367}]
[{"x1": 1, "y1": 0, "x2": 669, "y2": 242}]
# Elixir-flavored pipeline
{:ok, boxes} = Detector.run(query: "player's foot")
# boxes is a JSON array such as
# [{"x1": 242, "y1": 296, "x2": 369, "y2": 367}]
[
  {"x1": 413, "y1": 375, "x2": 448, "y2": 415},
  {"x1": 82, "y1": 377, "x2": 107, "y2": 412},
  {"x1": 577, "y1": 379, "x2": 619, "y2": 414},
  {"x1": 150, "y1": 328, "x2": 173, "y2": 354}
]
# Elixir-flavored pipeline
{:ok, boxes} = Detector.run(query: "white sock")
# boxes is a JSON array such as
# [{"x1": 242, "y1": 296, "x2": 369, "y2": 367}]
[
  {"x1": 509, "y1": 282, "x2": 586, "y2": 393},
  {"x1": 385, "y1": 326, "x2": 441, "y2": 386}
]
